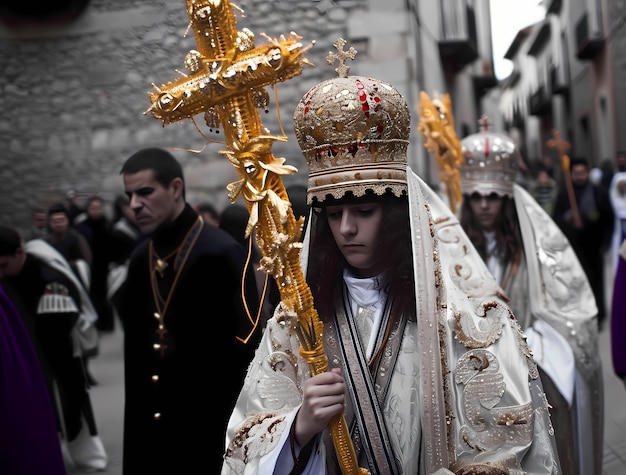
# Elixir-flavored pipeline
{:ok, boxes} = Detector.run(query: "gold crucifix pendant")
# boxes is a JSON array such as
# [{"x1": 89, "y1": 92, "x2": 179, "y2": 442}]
[{"x1": 155, "y1": 259, "x2": 168, "y2": 277}]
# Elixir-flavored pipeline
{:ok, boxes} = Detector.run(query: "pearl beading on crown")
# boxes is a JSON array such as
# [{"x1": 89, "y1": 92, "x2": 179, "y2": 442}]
[
  {"x1": 459, "y1": 116, "x2": 521, "y2": 198},
  {"x1": 293, "y1": 41, "x2": 410, "y2": 205}
]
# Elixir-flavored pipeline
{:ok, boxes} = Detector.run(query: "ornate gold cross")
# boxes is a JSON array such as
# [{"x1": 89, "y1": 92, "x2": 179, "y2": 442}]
[
  {"x1": 547, "y1": 129, "x2": 580, "y2": 227},
  {"x1": 326, "y1": 38, "x2": 356, "y2": 78},
  {"x1": 144, "y1": 2, "x2": 365, "y2": 473},
  {"x1": 547, "y1": 129, "x2": 571, "y2": 157}
]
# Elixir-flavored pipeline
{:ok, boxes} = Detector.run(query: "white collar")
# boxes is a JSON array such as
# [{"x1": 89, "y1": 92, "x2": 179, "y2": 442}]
[{"x1": 343, "y1": 269, "x2": 386, "y2": 308}]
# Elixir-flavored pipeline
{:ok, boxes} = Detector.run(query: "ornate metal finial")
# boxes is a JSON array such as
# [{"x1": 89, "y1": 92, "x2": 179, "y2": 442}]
[
  {"x1": 478, "y1": 114, "x2": 492, "y2": 132},
  {"x1": 547, "y1": 129, "x2": 571, "y2": 157},
  {"x1": 547, "y1": 129, "x2": 580, "y2": 227},
  {"x1": 326, "y1": 38, "x2": 357, "y2": 78}
]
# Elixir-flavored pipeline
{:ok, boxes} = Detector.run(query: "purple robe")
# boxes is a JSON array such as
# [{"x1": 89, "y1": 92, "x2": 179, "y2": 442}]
[
  {"x1": 0, "y1": 284, "x2": 67, "y2": 474},
  {"x1": 612, "y1": 252, "x2": 626, "y2": 379}
]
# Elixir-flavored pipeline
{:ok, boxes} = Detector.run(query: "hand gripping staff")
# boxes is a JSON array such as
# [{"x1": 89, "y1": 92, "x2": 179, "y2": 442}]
[{"x1": 144, "y1": 1, "x2": 367, "y2": 473}]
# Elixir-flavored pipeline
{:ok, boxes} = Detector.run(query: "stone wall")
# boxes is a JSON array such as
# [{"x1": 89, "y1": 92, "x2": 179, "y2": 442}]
[{"x1": 0, "y1": 0, "x2": 368, "y2": 234}]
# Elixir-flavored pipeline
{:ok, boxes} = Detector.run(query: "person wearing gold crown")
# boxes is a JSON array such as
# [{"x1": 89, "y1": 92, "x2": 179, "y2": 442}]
[
  {"x1": 457, "y1": 119, "x2": 603, "y2": 475},
  {"x1": 221, "y1": 50, "x2": 561, "y2": 474}
]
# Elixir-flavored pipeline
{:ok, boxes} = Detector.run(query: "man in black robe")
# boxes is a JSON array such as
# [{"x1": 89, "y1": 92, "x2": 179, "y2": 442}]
[{"x1": 113, "y1": 148, "x2": 262, "y2": 474}]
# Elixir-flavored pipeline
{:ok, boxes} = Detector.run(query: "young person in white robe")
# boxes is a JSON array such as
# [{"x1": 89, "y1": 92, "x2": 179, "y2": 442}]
[
  {"x1": 457, "y1": 120, "x2": 603, "y2": 475},
  {"x1": 221, "y1": 59, "x2": 561, "y2": 474}
]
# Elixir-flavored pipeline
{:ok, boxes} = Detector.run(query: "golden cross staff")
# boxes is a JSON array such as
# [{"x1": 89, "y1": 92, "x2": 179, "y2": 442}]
[
  {"x1": 417, "y1": 91, "x2": 464, "y2": 214},
  {"x1": 144, "y1": 1, "x2": 365, "y2": 473},
  {"x1": 547, "y1": 129, "x2": 581, "y2": 227}
]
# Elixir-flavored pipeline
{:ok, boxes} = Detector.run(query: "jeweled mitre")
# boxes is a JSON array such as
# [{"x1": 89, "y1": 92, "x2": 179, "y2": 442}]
[
  {"x1": 294, "y1": 68, "x2": 410, "y2": 205},
  {"x1": 460, "y1": 116, "x2": 520, "y2": 198}
]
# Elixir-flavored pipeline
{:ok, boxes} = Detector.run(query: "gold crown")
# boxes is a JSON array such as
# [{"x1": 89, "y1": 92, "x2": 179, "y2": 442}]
[
  {"x1": 293, "y1": 39, "x2": 410, "y2": 205},
  {"x1": 459, "y1": 115, "x2": 520, "y2": 198}
]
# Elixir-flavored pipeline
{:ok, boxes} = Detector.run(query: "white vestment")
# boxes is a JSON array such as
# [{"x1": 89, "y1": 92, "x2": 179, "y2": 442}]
[
  {"x1": 482, "y1": 184, "x2": 602, "y2": 475},
  {"x1": 221, "y1": 169, "x2": 560, "y2": 475}
]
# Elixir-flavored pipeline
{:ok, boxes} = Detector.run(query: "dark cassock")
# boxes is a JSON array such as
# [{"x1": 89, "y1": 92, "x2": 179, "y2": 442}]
[{"x1": 113, "y1": 203, "x2": 263, "y2": 474}]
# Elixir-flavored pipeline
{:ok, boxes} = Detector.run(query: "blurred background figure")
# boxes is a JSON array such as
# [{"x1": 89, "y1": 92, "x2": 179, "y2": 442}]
[
  {"x1": 195, "y1": 201, "x2": 220, "y2": 227},
  {"x1": 25, "y1": 207, "x2": 49, "y2": 241},
  {"x1": 219, "y1": 203, "x2": 280, "y2": 327},
  {"x1": 46, "y1": 202, "x2": 100, "y2": 385},
  {"x1": 609, "y1": 172, "x2": 626, "y2": 275},
  {"x1": 46, "y1": 202, "x2": 92, "y2": 289},
  {"x1": 64, "y1": 190, "x2": 85, "y2": 226},
  {"x1": 532, "y1": 163, "x2": 558, "y2": 216},
  {"x1": 107, "y1": 194, "x2": 144, "y2": 320},
  {"x1": 600, "y1": 150, "x2": 626, "y2": 191},
  {"x1": 552, "y1": 157, "x2": 614, "y2": 330},
  {"x1": 286, "y1": 183, "x2": 310, "y2": 241},
  {"x1": 75, "y1": 196, "x2": 115, "y2": 334}
]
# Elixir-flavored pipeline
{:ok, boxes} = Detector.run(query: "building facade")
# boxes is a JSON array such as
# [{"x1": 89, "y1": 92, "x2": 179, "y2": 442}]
[
  {"x1": 499, "y1": 0, "x2": 626, "y2": 178},
  {"x1": 0, "y1": 0, "x2": 496, "y2": 232}
]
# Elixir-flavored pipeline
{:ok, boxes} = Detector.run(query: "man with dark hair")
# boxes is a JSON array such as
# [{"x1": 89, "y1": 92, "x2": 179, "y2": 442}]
[
  {"x1": 0, "y1": 225, "x2": 107, "y2": 472},
  {"x1": 113, "y1": 147, "x2": 262, "y2": 474},
  {"x1": 46, "y1": 202, "x2": 92, "y2": 287},
  {"x1": 25, "y1": 207, "x2": 49, "y2": 241},
  {"x1": 75, "y1": 195, "x2": 115, "y2": 333}
]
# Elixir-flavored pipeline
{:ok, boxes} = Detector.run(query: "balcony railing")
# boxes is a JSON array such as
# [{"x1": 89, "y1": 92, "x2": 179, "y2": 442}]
[
  {"x1": 529, "y1": 85, "x2": 551, "y2": 116},
  {"x1": 549, "y1": 64, "x2": 568, "y2": 95},
  {"x1": 576, "y1": 9, "x2": 605, "y2": 60},
  {"x1": 438, "y1": 0, "x2": 478, "y2": 72},
  {"x1": 545, "y1": 0, "x2": 562, "y2": 14}
]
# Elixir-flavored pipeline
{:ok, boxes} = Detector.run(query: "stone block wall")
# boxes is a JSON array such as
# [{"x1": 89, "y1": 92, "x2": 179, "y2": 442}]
[{"x1": 0, "y1": 0, "x2": 372, "y2": 233}]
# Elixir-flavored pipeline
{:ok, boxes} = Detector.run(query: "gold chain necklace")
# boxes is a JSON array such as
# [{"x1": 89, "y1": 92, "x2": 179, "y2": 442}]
[
  {"x1": 148, "y1": 216, "x2": 203, "y2": 357},
  {"x1": 153, "y1": 247, "x2": 179, "y2": 277}
]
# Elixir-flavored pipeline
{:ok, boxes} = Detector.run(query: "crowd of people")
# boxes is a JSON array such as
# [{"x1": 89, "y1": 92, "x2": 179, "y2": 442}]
[{"x1": 2, "y1": 62, "x2": 626, "y2": 475}]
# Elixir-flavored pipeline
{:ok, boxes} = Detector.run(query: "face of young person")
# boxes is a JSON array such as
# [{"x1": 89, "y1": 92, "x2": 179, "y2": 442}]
[
  {"x1": 325, "y1": 201, "x2": 385, "y2": 278},
  {"x1": 33, "y1": 212, "x2": 47, "y2": 229},
  {"x1": 571, "y1": 164, "x2": 589, "y2": 186},
  {"x1": 87, "y1": 199, "x2": 104, "y2": 220},
  {"x1": 123, "y1": 169, "x2": 183, "y2": 235},
  {"x1": 48, "y1": 212, "x2": 70, "y2": 236},
  {"x1": 468, "y1": 193, "x2": 503, "y2": 232}
]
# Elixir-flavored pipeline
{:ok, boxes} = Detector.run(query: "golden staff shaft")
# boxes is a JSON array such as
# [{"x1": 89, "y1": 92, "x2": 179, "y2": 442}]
[
  {"x1": 561, "y1": 155, "x2": 582, "y2": 228},
  {"x1": 218, "y1": 92, "x2": 367, "y2": 475}
]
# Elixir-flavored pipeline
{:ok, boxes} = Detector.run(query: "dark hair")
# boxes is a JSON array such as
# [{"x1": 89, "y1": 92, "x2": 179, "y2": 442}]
[
  {"x1": 121, "y1": 148, "x2": 185, "y2": 197},
  {"x1": 198, "y1": 202, "x2": 220, "y2": 221},
  {"x1": 85, "y1": 195, "x2": 103, "y2": 207},
  {"x1": 459, "y1": 195, "x2": 523, "y2": 267},
  {"x1": 219, "y1": 204, "x2": 249, "y2": 247},
  {"x1": 112, "y1": 194, "x2": 130, "y2": 222},
  {"x1": 48, "y1": 202, "x2": 69, "y2": 217},
  {"x1": 569, "y1": 157, "x2": 589, "y2": 169},
  {"x1": 0, "y1": 225, "x2": 22, "y2": 256},
  {"x1": 306, "y1": 191, "x2": 415, "y2": 321}
]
